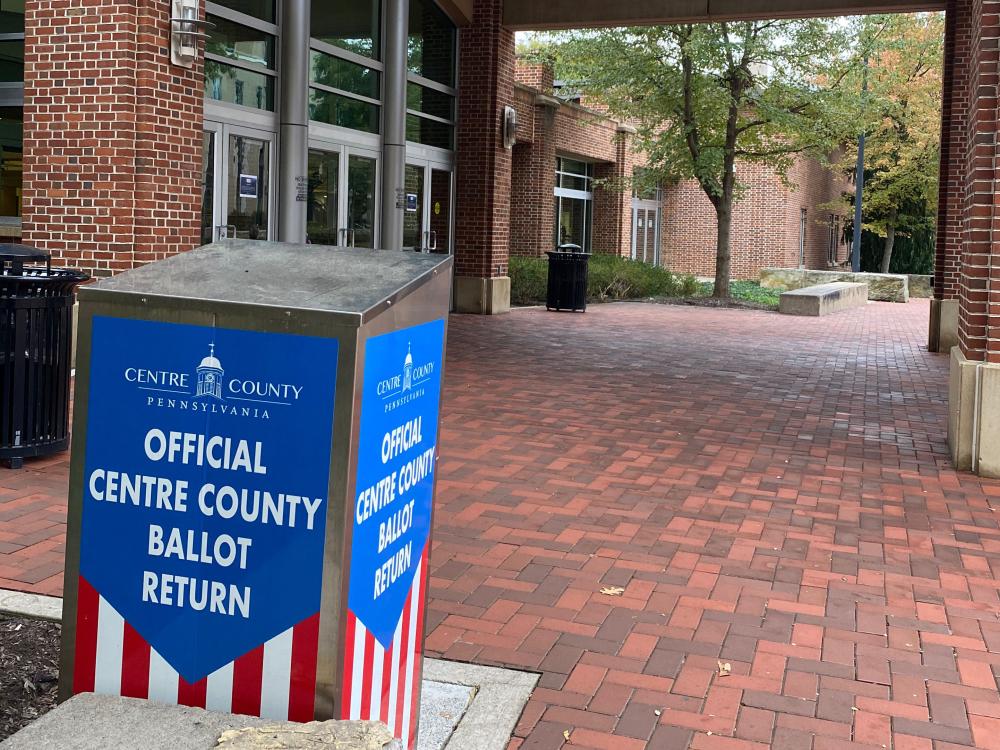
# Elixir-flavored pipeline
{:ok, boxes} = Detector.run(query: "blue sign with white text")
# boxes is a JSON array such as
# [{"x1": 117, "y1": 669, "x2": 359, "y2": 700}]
[
  {"x1": 348, "y1": 319, "x2": 445, "y2": 648},
  {"x1": 80, "y1": 317, "x2": 338, "y2": 684}
]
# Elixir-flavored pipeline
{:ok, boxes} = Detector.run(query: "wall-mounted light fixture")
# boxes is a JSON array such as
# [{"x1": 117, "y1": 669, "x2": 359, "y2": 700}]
[
  {"x1": 502, "y1": 106, "x2": 517, "y2": 149},
  {"x1": 170, "y1": 0, "x2": 214, "y2": 68}
]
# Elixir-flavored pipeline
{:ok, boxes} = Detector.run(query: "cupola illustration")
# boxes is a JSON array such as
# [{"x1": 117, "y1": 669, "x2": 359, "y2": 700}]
[
  {"x1": 403, "y1": 343, "x2": 413, "y2": 392},
  {"x1": 196, "y1": 343, "x2": 224, "y2": 399}
]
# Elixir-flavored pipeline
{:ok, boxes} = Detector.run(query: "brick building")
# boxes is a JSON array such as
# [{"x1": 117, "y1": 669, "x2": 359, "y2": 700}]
[
  {"x1": 2, "y1": 0, "x2": 999, "y2": 473},
  {"x1": 509, "y1": 59, "x2": 851, "y2": 279}
]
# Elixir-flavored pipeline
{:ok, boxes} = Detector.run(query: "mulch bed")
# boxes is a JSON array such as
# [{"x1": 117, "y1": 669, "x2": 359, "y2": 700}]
[
  {"x1": 0, "y1": 615, "x2": 61, "y2": 741},
  {"x1": 645, "y1": 295, "x2": 778, "y2": 311}
]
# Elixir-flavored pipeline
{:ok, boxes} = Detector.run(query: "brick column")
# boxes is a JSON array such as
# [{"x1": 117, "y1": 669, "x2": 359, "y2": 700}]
[
  {"x1": 509, "y1": 99, "x2": 556, "y2": 257},
  {"x1": 948, "y1": 0, "x2": 1000, "y2": 476},
  {"x1": 930, "y1": 0, "x2": 971, "y2": 351},
  {"x1": 591, "y1": 127, "x2": 634, "y2": 257},
  {"x1": 23, "y1": 0, "x2": 202, "y2": 277},
  {"x1": 454, "y1": 0, "x2": 514, "y2": 313}
]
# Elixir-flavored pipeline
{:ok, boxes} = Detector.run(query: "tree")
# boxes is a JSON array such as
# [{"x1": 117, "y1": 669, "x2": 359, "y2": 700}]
[
  {"x1": 843, "y1": 14, "x2": 943, "y2": 274},
  {"x1": 541, "y1": 22, "x2": 852, "y2": 298}
]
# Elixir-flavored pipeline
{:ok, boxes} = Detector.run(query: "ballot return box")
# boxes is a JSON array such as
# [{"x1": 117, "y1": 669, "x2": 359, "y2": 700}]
[{"x1": 59, "y1": 241, "x2": 452, "y2": 750}]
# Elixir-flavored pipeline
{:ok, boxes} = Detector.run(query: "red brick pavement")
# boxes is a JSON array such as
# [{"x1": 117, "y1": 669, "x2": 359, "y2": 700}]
[{"x1": 4, "y1": 299, "x2": 1000, "y2": 750}]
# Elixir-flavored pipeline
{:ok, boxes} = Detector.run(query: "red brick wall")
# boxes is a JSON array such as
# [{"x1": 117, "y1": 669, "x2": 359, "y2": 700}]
[
  {"x1": 935, "y1": 0, "x2": 970, "y2": 302},
  {"x1": 660, "y1": 159, "x2": 848, "y2": 280},
  {"x1": 22, "y1": 0, "x2": 202, "y2": 278},
  {"x1": 514, "y1": 59, "x2": 553, "y2": 93},
  {"x1": 454, "y1": 0, "x2": 515, "y2": 279},
  {"x1": 957, "y1": 0, "x2": 1000, "y2": 361}
]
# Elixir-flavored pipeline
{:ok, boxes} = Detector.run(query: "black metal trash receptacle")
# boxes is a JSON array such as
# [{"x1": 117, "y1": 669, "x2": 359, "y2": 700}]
[
  {"x1": 1, "y1": 245, "x2": 88, "y2": 468},
  {"x1": 546, "y1": 243, "x2": 590, "y2": 312}
]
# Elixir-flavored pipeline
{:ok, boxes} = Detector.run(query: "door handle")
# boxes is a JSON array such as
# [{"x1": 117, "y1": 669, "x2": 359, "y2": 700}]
[
  {"x1": 339, "y1": 228, "x2": 348, "y2": 246},
  {"x1": 348, "y1": 229, "x2": 356, "y2": 248},
  {"x1": 429, "y1": 230, "x2": 437, "y2": 251}
]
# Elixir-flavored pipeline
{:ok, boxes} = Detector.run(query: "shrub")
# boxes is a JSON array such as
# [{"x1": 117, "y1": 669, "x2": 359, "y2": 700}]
[{"x1": 509, "y1": 253, "x2": 699, "y2": 305}]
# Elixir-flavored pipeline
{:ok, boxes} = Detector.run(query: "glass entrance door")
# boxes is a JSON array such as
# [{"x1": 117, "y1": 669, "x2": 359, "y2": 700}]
[
  {"x1": 306, "y1": 145, "x2": 379, "y2": 248},
  {"x1": 404, "y1": 160, "x2": 453, "y2": 253},
  {"x1": 631, "y1": 200, "x2": 660, "y2": 265},
  {"x1": 201, "y1": 122, "x2": 275, "y2": 244}
]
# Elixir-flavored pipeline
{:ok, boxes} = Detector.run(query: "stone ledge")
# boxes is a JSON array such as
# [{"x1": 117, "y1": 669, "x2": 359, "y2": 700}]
[
  {"x1": 760, "y1": 268, "x2": 909, "y2": 303},
  {"x1": 778, "y1": 282, "x2": 868, "y2": 316}
]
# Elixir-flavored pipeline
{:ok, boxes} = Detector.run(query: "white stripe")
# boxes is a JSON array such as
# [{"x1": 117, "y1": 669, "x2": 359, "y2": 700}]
[
  {"x1": 401, "y1": 560, "x2": 422, "y2": 750},
  {"x1": 387, "y1": 613, "x2": 404, "y2": 732},
  {"x1": 349, "y1": 619, "x2": 366, "y2": 720},
  {"x1": 260, "y1": 627, "x2": 294, "y2": 720},
  {"x1": 94, "y1": 596, "x2": 123, "y2": 696},
  {"x1": 147, "y1": 648, "x2": 179, "y2": 705},
  {"x1": 370, "y1": 639, "x2": 385, "y2": 722},
  {"x1": 205, "y1": 661, "x2": 234, "y2": 713}
]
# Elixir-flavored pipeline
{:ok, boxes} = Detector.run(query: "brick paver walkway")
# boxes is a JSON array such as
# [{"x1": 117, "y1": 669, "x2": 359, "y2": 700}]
[{"x1": 3, "y1": 299, "x2": 1000, "y2": 749}]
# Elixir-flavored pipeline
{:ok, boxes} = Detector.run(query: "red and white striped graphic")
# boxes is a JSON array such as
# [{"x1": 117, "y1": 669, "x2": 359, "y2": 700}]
[
  {"x1": 341, "y1": 547, "x2": 428, "y2": 750},
  {"x1": 72, "y1": 576, "x2": 320, "y2": 721}
]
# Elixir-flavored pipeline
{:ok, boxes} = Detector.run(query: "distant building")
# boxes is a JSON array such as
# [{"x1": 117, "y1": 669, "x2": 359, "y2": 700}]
[{"x1": 510, "y1": 58, "x2": 852, "y2": 280}]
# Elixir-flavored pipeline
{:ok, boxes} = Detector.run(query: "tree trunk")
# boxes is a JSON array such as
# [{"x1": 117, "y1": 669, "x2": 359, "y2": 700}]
[
  {"x1": 713, "y1": 199, "x2": 733, "y2": 298},
  {"x1": 880, "y1": 210, "x2": 897, "y2": 273}
]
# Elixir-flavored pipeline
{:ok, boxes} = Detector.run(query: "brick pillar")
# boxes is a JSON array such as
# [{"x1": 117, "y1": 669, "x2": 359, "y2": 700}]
[
  {"x1": 948, "y1": 0, "x2": 1000, "y2": 476},
  {"x1": 591, "y1": 127, "x2": 634, "y2": 257},
  {"x1": 454, "y1": 0, "x2": 514, "y2": 313},
  {"x1": 930, "y1": 0, "x2": 971, "y2": 351},
  {"x1": 509, "y1": 99, "x2": 556, "y2": 257},
  {"x1": 23, "y1": 0, "x2": 202, "y2": 278}
]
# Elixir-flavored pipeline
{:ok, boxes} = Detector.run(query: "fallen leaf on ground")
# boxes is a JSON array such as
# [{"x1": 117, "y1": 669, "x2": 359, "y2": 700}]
[
  {"x1": 717, "y1": 660, "x2": 731, "y2": 676},
  {"x1": 563, "y1": 729, "x2": 572, "y2": 741},
  {"x1": 599, "y1": 586, "x2": 625, "y2": 596}
]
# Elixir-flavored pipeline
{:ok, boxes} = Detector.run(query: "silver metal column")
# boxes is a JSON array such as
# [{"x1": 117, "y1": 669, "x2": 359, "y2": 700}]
[
  {"x1": 278, "y1": 0, "x2": 309, "y2": 243},
  {"x1": 380, "y1": 0, "x2": 409, "y2": 251}
]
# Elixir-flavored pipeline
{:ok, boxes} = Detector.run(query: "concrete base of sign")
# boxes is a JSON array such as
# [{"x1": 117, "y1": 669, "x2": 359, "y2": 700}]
[
  {"x1": 453, "y1": 275, "x2": 511, "y2": 314},
  {"x1": 0, "y1": 589, "x2": 62, "y2": 621}
]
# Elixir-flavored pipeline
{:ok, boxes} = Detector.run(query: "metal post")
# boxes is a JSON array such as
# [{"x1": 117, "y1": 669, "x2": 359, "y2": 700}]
[
  {"x1": 851, "y1": 56, "x2": 868, "y2": 273},
  {"x1": 278, "y1": 0, "x2": 309, "y2": 243},
  {"x1": 381, "y1": 0, "x2": 409, "y2": 251}
]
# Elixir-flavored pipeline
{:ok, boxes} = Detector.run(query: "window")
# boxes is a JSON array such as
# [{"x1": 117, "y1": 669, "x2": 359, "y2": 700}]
[
  {"x1": 311, "y1": 0, "x2": 380, "y2": 59},
  {"x1": 204, "y1": 1, "x2": 277, "y2": 111},
  {"x1": 0, "y1": 0, "x2": 22, "y2": 221},
  {"x1": 309, "y1": 0, "x2": 382, "y2": 133},
  {"x1": 554, "y1": 158, "x2": 594, "y2": 251},
  {"x1": 405, "y1": 0, "x2": 456, "y2": 149}
]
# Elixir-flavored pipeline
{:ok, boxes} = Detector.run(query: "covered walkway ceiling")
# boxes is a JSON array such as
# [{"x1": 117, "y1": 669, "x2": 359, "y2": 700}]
[{"x1": 502, "y1": 0, "x2": 944, "y2": 30}]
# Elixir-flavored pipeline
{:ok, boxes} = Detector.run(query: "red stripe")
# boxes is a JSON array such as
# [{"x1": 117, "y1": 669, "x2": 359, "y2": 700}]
[
  {"x1": 73, "y1": 576, "x2": 99, "y2": 694},
  {"x1": 380, "y1": 641, "x2": 393, "y2": 725},
  {"x1": 359, "y1": 629, "x2": 375, "y2": 720},
  {"x1": 341, "y1": 612, "x2": 356, "y2": 720},
  {"x1": 393, "y1": 596, "x2": 412, "y2": 739},
  {"x1": 231, "y1": 644, "x2": 264, "y2": 717},
  {"x1": 409, "y1": 554, "x2": 430, "y2": 748},
  {"x1": 119, "y1": 622, "x2": 151, "y2": 699},
  {"x1": 177, "y1": 676, "x2": 207, "y2": 708},
  {"x1": 287, "y1": 613, "x2": 320, "y2": 722}
]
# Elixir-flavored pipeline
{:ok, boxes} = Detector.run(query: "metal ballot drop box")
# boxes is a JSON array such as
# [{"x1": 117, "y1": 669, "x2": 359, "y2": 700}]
[{"x1": 59, "y1": 241, "x2": 452, "y2": 749}]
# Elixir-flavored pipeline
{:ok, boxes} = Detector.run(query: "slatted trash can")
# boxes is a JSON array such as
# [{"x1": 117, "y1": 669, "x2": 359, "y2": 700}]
[
  {"x1": 546, "y1": 243, "x2": 590, "y2": 312},
  {"x1": 59, "y1": 241, "x2": 452, "y2": 750},
  {"x1": 1, "y1": 244, "x2": 88, "y2": 469}
]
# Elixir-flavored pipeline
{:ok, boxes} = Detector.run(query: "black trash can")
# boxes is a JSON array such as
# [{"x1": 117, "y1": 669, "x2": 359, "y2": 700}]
[
  {"x1": 1, "y1": 245, "x2": 88, "y2": 468},
  {"x1": 546, "y1": 243, "x2": 590, "y2": 312}
]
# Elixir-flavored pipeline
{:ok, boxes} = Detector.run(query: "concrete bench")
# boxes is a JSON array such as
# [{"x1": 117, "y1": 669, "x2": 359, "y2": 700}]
[{"x1": 779, "y1": 282, "x2": 868, "y2": 317}]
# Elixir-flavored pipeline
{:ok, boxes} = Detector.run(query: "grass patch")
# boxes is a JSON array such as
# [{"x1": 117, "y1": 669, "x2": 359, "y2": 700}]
[
  {"x1": 510, "y1": 254, "x2": 700, "y2": 306},
  {"x1": 696, "y1": 280, "x2": 781, "y2": 309}
]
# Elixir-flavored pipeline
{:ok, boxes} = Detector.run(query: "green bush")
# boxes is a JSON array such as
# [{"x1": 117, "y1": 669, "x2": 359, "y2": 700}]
[
  {"x1": 509, "y1": 254, "x2": 700, "y2": 305},
  {"x1": 698, "y1": 280, "x2": 782, "y2": 309}
]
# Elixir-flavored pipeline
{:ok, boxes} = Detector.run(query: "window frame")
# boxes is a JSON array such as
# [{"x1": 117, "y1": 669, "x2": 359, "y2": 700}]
[
  {"x1": 553, "y1": 157, "x2": 594, "y2": 252},
  {"x1": 204, "y1": 2, "x2": 278, "y2": 112}
]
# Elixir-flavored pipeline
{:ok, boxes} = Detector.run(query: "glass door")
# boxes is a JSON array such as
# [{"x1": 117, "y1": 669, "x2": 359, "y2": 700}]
[
  {"x1": 306, "y1": 145, "x2": 379, "y2": 248},
  {"x1": 201, "y1": 122, "x2": 275, "y2": 243},
  {"x1": 631, "y1": 200, "x2": 660, "y2": 265},
  {"x1": 404, "y1": 160, "x2": 453, "y2": 253}
]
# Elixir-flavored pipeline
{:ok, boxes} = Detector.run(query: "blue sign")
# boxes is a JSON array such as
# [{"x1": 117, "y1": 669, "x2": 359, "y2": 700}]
[
  {"x1": 239, "y1": 174, "x2": 258, "y2": 199},
  {"x1": 80, "y1": 317, "x2": 338, "y2": 684},
  {"x1": 348, "y1": 319, "x2": 445, "y2": 648}
]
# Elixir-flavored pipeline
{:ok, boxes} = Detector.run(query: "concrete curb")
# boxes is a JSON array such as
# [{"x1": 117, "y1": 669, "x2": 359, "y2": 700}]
[
  {"x1": 0, "y1": 589, "x2": 538, "y2": 750},
  {"x1": 0, "y1": 589, "x2": 62, "y2": 622}
]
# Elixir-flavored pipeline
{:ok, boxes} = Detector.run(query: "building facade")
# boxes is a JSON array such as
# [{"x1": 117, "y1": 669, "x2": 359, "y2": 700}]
[{"x1": 509, "y1": 59, "x2": 852, "y2": 279}]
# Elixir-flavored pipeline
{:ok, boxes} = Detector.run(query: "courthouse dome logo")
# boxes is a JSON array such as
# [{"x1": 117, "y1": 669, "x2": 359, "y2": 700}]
[
  {"x1": 123, "y1": 339, "x2": 307, "y2": 421},
  {"x1": 376, "y1": 340, "x2": 436, "y2": 413}
]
